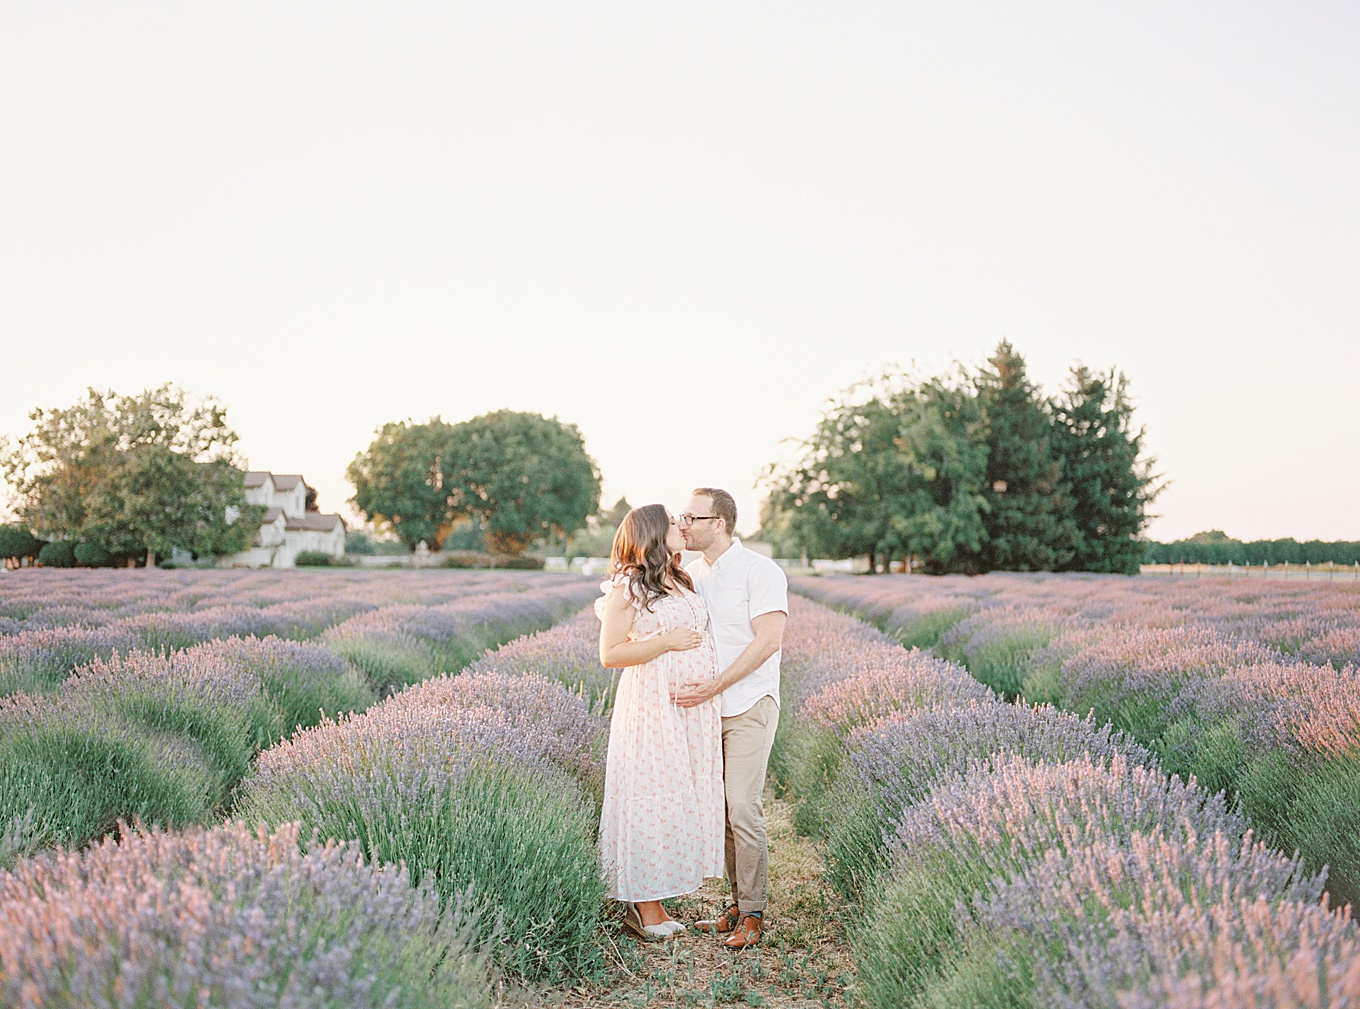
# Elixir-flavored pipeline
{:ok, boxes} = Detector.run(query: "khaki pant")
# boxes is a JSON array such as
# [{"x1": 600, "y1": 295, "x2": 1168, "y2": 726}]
[{"x1": 721, "y1": 694, "x2": 779, "y2": 913}]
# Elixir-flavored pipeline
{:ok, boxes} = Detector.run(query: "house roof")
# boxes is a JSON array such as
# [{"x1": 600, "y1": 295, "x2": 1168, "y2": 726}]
[
  {"x1": 244, "y1": 471, "x2": 272, "y2": 489},
  {"x1": 272, "y1": 474, "x2": 305, "y2": 491},
  {"x1": 261, "y1": 507, "x2": 286, "y2": 524},
  {"x1": 285, "y1": 512, "x2": 345, "y2": 532}
]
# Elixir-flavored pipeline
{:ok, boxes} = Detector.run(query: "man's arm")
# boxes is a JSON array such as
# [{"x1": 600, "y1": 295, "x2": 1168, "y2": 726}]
[{"x1": 672, "y1": 610, "x2": 786, "y2": 708}]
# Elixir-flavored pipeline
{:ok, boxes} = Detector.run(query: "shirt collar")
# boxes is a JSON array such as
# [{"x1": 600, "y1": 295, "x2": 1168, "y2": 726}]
[{"x1": 705, "y1": 538, "x2": 743, "y2": 571}]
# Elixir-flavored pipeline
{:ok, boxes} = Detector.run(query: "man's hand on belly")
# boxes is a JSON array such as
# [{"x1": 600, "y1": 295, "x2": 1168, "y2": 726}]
[{"x1": 672, "y1": 679, "x2": 721, "y2": 708}]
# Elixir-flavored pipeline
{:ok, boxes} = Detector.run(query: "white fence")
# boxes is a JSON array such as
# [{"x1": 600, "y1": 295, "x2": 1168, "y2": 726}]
[{"x1": 1142, "y1": 562, "x2": 1360, "y2": 581}]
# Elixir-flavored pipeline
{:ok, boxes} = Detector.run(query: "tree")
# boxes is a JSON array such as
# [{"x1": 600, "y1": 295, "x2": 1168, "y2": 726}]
[
  {"x1": 0, "y1": 525, "x2": 45, "y2": 567},
  {"x1": 764, "y1": 374, "x2": 991, "y2": 573},
  {"x1": 347, "y1": 419, "x2": 459, "y2": 551},
  {"x1": 763, "y1": 382, "x2": 911, "y2": 571},
  {"x1": 1051, "y1": 366, "x2": 1159, "y2": 573},
  {"x1": 445, "y1": 411, "x2": 601, "y2": 555},
  {"x1": 887, "y1": 375, "x2": 991, "y2": 573},
  {"x1": 763, "y1": 344, "x2": 1156, "y2": 575},
  {"x1": 974, "y1": 342, "x2": 1078, "y2": 572},
  {"x1": 1, "y1": 386, "x2": 260, "y2": 565},
  {"x1": 37, "y1": 540, "x2": 78, "y2": 568}
]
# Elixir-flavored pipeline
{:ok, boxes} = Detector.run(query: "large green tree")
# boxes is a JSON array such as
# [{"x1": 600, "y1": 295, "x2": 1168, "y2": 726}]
[
  {"x1": 762, "y1": 343, "x2": 1155, "y2": 574},
  {"x1": 1, "y1": 386, "x2": 259, "y2": 565},
  {"x1": 1051, "y1": 366, "x2": 1159, "y2": 573},
  {"x1": 764, "y1": 375, "x2": 991, "y2": 572},
  {"x1": 347, "y1": 418, "x2": 459, "y2": 551},
  {"x1": 763, "y1": 382, "x2": 911, "y2": 570},
  {"x1": 888, "y1": 375, "x2": 991, "y2": 573},
  {"x1": 974, "y1": 341, "x2": 1079, "y2": 572},
  {"x1": 445, "y1": 411, "x2": 601, "y2": 555}
]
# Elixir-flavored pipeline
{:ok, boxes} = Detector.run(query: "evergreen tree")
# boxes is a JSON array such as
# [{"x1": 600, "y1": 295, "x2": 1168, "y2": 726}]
[
  {"x1": 888, "y1": 374, "x2": 990, "y2": 573},
  {"x1": 763, "y1": 343, "x2": 1156, "y2": 575},
  {"x1": 1052, "y1": 366, "x2": 1158, "y2": 573},
  {"x1": 974, "y1": 342, "x2": 1078, "y2": 571}
]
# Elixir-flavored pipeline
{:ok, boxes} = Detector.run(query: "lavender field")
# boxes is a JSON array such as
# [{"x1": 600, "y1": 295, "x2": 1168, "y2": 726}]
[
  {"x1": 5, "y1": 569, "x2": 1360, "y2": 1006},
  {"x1": 0, "y1": 569, "x2": 597, "y2": 855},
  {"x1": 786, "y1": 574, "x2": 1360, "y2": 1007}
]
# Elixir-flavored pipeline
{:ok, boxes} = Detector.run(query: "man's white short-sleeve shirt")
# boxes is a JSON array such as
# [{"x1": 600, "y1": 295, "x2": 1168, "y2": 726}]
[{"x1": 686, "y1": 540, "x2": 789, "y2": 718}]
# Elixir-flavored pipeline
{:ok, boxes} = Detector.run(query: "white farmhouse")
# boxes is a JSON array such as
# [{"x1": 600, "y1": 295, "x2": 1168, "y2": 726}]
[{"x1": 220, "y1": 471, "x2": 347, "y2": 568}]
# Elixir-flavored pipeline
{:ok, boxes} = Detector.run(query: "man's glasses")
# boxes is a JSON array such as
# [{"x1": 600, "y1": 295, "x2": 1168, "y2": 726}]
[{"x1": 678, "y1": 514, "x2": 718, "y2": 527}]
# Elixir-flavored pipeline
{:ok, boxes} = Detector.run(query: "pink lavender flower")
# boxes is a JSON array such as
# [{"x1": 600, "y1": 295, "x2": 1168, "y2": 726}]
[
  {"x1": 0, "y1": 820, "x2": 490, "y2": 1008},
  {"x1": 975, "y1": 829, "x2": 1327, "y2": 1008},
  {"x1": 891, "y1": 753, "x2": 1244, "y2": 873}
]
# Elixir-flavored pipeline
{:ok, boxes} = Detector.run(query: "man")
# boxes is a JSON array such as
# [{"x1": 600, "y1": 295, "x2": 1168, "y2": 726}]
[{"x1": 673, "y1": 486, "x2": 788, "y2": 950}]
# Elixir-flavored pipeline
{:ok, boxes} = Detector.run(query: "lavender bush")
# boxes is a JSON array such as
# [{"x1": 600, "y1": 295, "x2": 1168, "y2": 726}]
[
  {"x1": 322, "y1": 584, "x2": 596, "y2": 695},
  {"x1": 782, "y1": 582, "x2": 1360, "y2": 1007},
  {"x1": 953, "y1": 830, "x2": 1326, "y2": 1009},
  {"x1": 385, "y1": 669, "x2": 607, "y2": 796},
  {"x1": 466, "y1": 609, "x2": 616, "y2": 711},
  {"x1": 855, "y1": 754, "x2": 1244, "y2": 1008},
  {"x1": 0, "y1": 569, "x2": 595, "y2": 693},
  {"x1": 188, "y1": 635, "x2": 375, "y2": 740},
  {"x1": 64, "y1": 649, "x2": 275, "y2": 801},
  {"x1": 824, "y1": 701, "x2": 1154, "y2": 905},
  {"x1": 239, "y1": 672, "x2": 607, "y2": 981},
  {"x1": 0, "y1": 624, "x2": 143, "y2": 695},
  {"x1": 0, "y1": 692, "x2": 217, "y2": 848},
  {"x1": 0, "y1": 820, "x2": 491, "y2": 1008},
  {"x1": 1119, "y1": 898, "x2": 1360, "y2": 1008},
  {"x1": 937, "y1": 605, "x2": 1076, "y2": 700},
  {"x1": 0, "y1": 572, "x2": 596, "y2": 863}
]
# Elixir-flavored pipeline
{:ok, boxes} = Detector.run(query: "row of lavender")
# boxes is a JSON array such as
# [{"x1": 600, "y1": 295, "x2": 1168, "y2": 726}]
[
  {"x1": 0, "y1": 568, "x2": 583, "y2": 695},
  {"x1": 0, "y1": 571, "x2": 598, "y2": 861},
  {"x1": 773, "y1": 595, "x2": 1360, "y2": 1008},
  {"x1": 1, "y1": 603, "x2": 611, "y2": 1005},
  {"x1": 0, "y1": 567, "x2": 568, "y2": 624},
  {"x1": 794, "y1": 574, "x2": 1360, "y2": 904}
]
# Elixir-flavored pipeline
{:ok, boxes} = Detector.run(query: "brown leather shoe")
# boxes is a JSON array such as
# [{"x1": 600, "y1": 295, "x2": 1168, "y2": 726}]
[
  {"x1": 722, "y1": 914, "x2": 763, "y2": 949},
  {"x1": 694, "y1": 904, "x2": 740, "y2": 934}
]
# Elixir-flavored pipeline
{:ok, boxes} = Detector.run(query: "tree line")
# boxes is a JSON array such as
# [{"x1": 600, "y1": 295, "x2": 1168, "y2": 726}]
[
  {"x1": 1144, "y1": 530, "x2": 1360, "y2": 567},
  {"x1": 0, "y1": 385, "x2": 602, "y2": 567},
  {"x1": 760, "y1": 342, "x2": 1159, "y2": 574}
]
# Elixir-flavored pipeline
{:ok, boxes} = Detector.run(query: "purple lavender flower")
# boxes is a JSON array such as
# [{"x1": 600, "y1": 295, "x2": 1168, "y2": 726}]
[{"x1": 0, "y1": 820, "x2": 491, "y2": 1008}]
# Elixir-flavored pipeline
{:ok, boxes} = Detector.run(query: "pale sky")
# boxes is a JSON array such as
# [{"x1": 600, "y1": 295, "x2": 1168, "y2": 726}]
[{"x1": 2, "y1": 3, "x2": 1357, "y2": 543}]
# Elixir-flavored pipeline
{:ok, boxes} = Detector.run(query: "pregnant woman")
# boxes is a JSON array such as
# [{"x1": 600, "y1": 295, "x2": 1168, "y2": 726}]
[{"x1": 596, "y1": 504, "x2": 724, "y2": 940}]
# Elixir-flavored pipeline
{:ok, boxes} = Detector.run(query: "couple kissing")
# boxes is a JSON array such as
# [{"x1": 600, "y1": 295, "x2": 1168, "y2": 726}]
[{"x1": 595, "y1": 487, "x2": 788, "y2": 947}]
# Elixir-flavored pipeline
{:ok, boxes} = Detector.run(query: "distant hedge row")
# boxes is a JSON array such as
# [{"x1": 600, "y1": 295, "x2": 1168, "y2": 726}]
[
  {"x1": 1145, "y1": 533, "x2": 1360, "y2": 567},
  {"x1": 0, "y1": 527, "x2": 131, "y2": 568}
]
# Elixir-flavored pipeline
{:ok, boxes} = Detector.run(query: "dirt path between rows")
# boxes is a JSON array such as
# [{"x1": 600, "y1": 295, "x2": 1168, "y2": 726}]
[{"x1": 502, "y1": 787, "x2": 853, "y2": 1009}]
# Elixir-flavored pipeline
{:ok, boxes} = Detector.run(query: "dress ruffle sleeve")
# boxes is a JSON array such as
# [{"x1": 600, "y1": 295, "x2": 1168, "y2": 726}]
[{"x1": 594, "y1": 574, "x2": 640, "y2": 619}]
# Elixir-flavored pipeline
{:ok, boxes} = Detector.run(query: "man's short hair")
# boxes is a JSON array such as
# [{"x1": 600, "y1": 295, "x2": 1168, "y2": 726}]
[{"x1": 692, "y1": 487, "x2": 737, "y2": 537}]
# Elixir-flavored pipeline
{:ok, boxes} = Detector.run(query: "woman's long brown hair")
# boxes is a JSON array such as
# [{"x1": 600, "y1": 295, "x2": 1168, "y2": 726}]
[{"x1": 608, "y1": 504, "x2": 694, "y2": 611}]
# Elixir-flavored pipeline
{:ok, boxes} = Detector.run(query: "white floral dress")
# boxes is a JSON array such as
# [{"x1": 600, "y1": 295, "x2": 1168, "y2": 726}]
[{"x1": 596, "y1": 577, "x2": 725, "y2": 901}]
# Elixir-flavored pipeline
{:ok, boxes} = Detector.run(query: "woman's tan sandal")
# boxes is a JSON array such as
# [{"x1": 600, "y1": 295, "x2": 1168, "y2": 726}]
[{"x1": 624, "y1": 902, "x2": 675, "y2": 941}]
